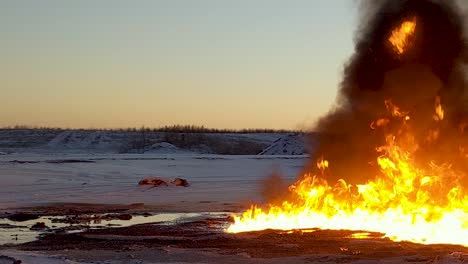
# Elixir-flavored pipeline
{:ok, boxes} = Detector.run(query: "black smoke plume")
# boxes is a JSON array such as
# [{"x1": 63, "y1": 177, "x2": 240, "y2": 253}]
[{"x1": 306, "y1": 0, "x2": 468, "y2": 185}]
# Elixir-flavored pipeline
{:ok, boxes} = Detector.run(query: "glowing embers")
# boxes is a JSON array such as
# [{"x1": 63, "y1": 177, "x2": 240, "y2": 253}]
[
  {"x1": 227, "y1": 98, "x2": 468, "y2": 247},
  {"x1": 389, "y1": 17, "x2": 417, "y2": 55}
]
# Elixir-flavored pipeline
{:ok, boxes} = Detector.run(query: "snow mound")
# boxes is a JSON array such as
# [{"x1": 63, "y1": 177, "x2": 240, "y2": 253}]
[
  {"x1": 144, "y1": 142, "x2": 192, "y2": 154},
  {"x1": 259, "y1": 134, "x2": 306, "y2": 155},
  {"x1": 47, "y1": 131, "x2": 118, "y2": 152},
  {"x1": 0, "y1": 129, "x2": 289, "y2": 154}
]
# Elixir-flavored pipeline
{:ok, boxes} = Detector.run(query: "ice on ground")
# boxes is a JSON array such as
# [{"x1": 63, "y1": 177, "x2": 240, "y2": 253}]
[
  {"x1": 0, "y1": 212, "x2": 224, "y2": 245},
  {"x1": 0, "y1": 250, "x2": 92, "y2": 264},
  {"x1": 0, "y1": 154, "x2": 306, "y2": 209},
  {"x1": 0, "y1": 249, "x2": 466, "y2": 264}
]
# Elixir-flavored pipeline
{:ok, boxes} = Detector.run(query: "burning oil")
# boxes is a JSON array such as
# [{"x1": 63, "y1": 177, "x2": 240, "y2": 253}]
[{"x1": 228, "y1": 0, "x2": 468, "y2": 247}]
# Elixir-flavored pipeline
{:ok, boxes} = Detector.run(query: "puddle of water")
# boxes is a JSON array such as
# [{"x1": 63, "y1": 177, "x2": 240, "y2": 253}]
[{"x1": 0, "y1": 212, "x2": 226, "y2": 245}]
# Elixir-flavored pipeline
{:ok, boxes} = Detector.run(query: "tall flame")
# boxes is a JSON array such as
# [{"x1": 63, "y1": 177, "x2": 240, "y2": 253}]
[
  {"x1": 389, "y1": 18, "x2": 417, "y2": 54},
  {"x1": 227, "y1": 98, "x2": 468, "y2": 247}
]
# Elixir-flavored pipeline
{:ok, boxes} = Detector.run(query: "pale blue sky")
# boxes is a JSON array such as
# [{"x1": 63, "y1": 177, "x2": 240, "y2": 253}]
[{"x1": 0, "y1": 0, "x2": 358, "y2": 129}]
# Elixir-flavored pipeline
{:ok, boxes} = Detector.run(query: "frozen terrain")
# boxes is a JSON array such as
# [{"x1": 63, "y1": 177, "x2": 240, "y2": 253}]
[
  {"x1": 0, "y1": 129, "x2": 301, "y2": 155},
  {"x1": 0, "y1": 153, "x2": 307, "y2": 210},
  {"x1": 1, "y1": 141, "x2": 464, "y2": 263},
  {"x1": 0, "y1": 129, "x2": 305, "y2": 155},
  {"x1": 0, "y1": 153, "x2": 467, "y2": 263},
  {"x1": 259, "y1": 133, "x2": 309, "y2": 155},
  {"x1": 1, "y1": 249, "x2": 466, "y2": 264}
]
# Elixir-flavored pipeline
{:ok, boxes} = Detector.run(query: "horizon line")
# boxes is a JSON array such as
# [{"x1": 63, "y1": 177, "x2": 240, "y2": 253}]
[{"x1": 0, "y1": 124, "x2": 310, "y2": 133}]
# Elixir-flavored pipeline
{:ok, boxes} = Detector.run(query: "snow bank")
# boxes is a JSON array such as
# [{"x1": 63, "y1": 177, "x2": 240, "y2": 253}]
[
  {"x1": 259, "y1": 134, "x2": 306, "y2": 155},
  {"x1": 144, "y1": 142, "x2": 193, "y2": 154},
  {"x1": 47, "y1": 131, "x2": 118, "y2": 152},
  {"x1": 1, "y1": 129, "x2": 290, "y2": 155}
]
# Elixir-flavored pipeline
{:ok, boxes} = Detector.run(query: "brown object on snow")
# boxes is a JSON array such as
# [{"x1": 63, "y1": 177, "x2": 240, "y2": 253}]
[
  {"x1": 138, "y1": 177, "x2": 189, "y2": 187},
  {"x1": 138, "y1": 178, "x2": 168, "y2": 187},
  {"x1": 171, "y1": 178, "x2": 190, "y2": 187}
]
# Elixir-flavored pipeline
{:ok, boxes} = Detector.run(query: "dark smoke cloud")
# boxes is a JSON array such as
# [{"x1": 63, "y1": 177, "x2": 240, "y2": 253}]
[
  {"x1": 259, "y1": 173, "x2": 290, "y2": 204},
  {"x1": 306, "y1": 0, "x2": 468, "y2": 185}
]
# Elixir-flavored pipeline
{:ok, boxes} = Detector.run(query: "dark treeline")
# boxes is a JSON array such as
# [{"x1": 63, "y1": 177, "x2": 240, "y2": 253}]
[{"x1": 0, "y1": 124, "x2": 303, "y2": 134}]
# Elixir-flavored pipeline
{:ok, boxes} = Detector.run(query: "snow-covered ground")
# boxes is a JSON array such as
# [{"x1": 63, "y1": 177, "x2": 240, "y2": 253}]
[
  {"x1": 1, "y1": 153, "x2": 467, "y2": 263},
  {"x1": 0, "y1": 153, "x2": 307, "y2": 209},
  {"x1": 1, "y1": 248, "x2": 467, "y2": 264}
]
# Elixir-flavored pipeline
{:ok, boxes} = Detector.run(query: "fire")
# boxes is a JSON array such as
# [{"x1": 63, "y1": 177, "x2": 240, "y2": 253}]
[
  {"x1": 389, "y1": 18, "x2": 417, "y2": 54},
  {"x1": 227, "y1": 98, "x2": 468, "y2": 247},
  {"x1": 434, "y1": 96, "x2": 444, "y2": 121}
]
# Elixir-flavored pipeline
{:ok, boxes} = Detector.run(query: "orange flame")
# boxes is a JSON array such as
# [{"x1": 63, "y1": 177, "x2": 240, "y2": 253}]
[
  {"x1": 317, "y1": 158, "x2": 329, "y2": 171},
  {"x1": 227, "y1": 98, "x2": 468, "y2": 247},
  {"x1": 434, "y1": 96, "x2": 444, "y2": 121},
  {"x1": 389, "y1": 18, "x2": 417, "y2": 55},
  {"x1": 385, "y1": 99, "x2": 409, "y2": 118}
]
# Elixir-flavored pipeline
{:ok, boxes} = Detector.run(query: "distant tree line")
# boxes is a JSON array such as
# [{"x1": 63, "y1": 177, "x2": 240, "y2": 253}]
[
  {"x1": 0, "y1": 124, "x2": 304, "y2": 134},
  {"x1": 1, "y1": 125, "x2": 64, "y2": 130}
]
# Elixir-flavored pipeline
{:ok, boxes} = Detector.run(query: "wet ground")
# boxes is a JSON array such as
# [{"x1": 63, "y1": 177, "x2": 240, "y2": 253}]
[
  {"x1": 0, "y1": 203, "x2": 230, "y2": 244},
  {"x1": 0, "y1": 204, "x2": 467, "y2": 263},
  {"x1": 1, "y1": 153, "x2": 467, "y2": 263}
]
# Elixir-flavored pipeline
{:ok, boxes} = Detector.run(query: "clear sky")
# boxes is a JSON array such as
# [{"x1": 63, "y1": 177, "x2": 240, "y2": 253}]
[{"x1": 0, "y1": 0, "x2": 358, "y2": 130}]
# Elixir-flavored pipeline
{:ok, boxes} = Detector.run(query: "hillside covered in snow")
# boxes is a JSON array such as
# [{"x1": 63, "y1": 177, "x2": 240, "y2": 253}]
[
  {"x1": 259, "y1": 134, "x2": 308, "y2": 155},
  {"x1": 0, "y1": 129, "x2": 310, "y2": 155}
]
